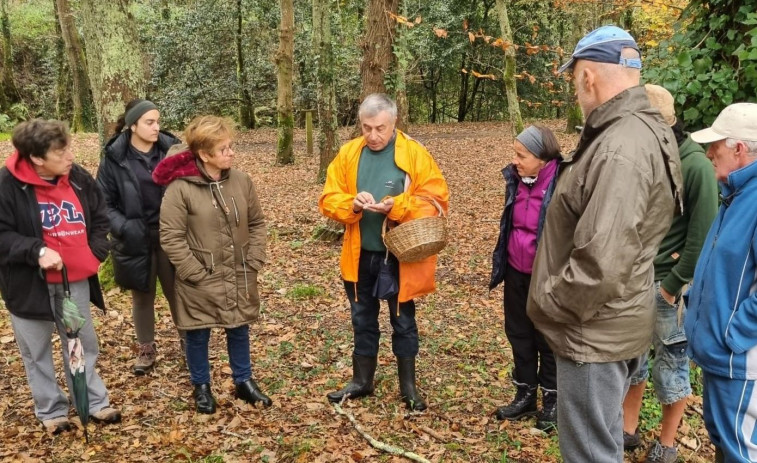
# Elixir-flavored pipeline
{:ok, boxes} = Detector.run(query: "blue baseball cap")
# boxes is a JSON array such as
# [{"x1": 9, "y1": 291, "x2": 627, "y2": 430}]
[{"x1": 558, "y1": 25, "x2": 641, "y2": 73}]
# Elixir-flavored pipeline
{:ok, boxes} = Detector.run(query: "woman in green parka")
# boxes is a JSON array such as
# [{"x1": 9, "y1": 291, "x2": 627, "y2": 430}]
[{"x1": 152, "y1": 115, "x2": 271, "y2": 414}]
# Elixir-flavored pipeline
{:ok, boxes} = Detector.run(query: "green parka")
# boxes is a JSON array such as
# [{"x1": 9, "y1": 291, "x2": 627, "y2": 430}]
[
  {"x1": 526, "y1": 86, "x2": 683, "y2": 363},
  {"x1": 153, "y1": 151, "x2": 266, "y2": 330}
]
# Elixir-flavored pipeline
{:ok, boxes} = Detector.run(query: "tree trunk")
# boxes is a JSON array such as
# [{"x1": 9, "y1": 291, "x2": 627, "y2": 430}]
[
  {"x1": 79, "y1": 0, "x2": 146, "y2": 145},
  {"x1": 56, "y1": 0, "x2": 95, "y2": 132},
  {"x1": 393, "y1": 0, "x2": 409, "y2": 131},
  {"x1": 564, "y1": 21, "x2": 584, "y2": 133},
  {"x1": 0, "y1": 0, "x2": 19, "y2": 109},
  {"x1": 53, "y1": 1, "x2": 68, "y2": 120},
  {"x1": 457, "y1": 53, "x2": 469, "y2": 122},
  {"x1": 356, "y1": 0, "x2": 398, "y2": 132},
  {"x1": 236, "y1": 0, "x2": 255, "y2": 129},
  {"x1": 494, "y1": 0, "x2": 523, "y2": 135},
  {"x1": 275, "y1": 0, "x2": 294, "y2": 165},
  {"x1": 313, "y1": 0, "x2": 340, "y2": 182}
]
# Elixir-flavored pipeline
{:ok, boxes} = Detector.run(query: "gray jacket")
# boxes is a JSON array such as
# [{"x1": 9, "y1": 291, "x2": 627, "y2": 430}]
[{"x1": 526, "y1": 86, "x2": 683, "y2": 363}]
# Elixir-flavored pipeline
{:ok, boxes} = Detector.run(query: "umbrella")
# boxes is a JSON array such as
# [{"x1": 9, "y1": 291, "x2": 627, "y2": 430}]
[{"x1": 59, "y1": 264, "x2": 90, "y2": 443}]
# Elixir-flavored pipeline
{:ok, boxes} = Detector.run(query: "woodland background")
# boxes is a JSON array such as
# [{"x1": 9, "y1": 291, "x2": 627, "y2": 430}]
[{"x1": 0, "y1": 0, "x2": 754, "y2": 461}]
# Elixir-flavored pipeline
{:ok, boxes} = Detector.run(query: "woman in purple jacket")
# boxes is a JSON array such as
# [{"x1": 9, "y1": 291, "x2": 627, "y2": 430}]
[{"x1": 489, "y1": 125, "x2": 562, "y2": 431}]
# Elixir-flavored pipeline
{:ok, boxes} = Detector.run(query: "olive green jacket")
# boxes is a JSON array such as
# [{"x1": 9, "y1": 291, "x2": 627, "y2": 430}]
[
  {"x1": 527, "y1": 86, "x2": 683, "y2": 362},
  {"x1": 155, "y1": 151, "x2": 266, "y2": 330}
]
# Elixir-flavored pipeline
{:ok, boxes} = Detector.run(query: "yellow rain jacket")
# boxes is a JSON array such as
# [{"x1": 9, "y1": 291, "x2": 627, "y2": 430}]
[{"x1": 319, "y1": 130, "x2": 449, "y2": 302}]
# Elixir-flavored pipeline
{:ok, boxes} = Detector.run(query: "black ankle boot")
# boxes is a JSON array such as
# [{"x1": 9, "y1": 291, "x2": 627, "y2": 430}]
[
  {"x1": 535, "y1": 389, "x2": 557, "y2": 431},
  {"x1": 495, "y1": 383, "x2": 537, "y2": 420},
  {"x1": 397, "y1": 356, "x2": 427, "y2": 411},
  {"x1": 236, "y1": 379, "x2": 273, "y2": 408},
  {"x1": 327, "y1": 354, "x2": 377, "y2": 403},
  {"x1": 193, "y1": 384, "x2": 216, "y2": 414}
]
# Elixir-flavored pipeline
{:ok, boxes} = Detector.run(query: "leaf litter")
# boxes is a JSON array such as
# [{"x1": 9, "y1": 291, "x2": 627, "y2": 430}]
[{"x1": 0, "y1": 122, "x2": 713, "y2": 462}]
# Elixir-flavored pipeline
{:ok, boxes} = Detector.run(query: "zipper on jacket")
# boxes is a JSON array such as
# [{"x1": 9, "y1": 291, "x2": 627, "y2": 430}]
[
  {"x1": 231, "y1": 196, "x2": 240, "y2": 226},
  {"x1": 690, "y1": 214, "x2": 724, "y2": 354}
]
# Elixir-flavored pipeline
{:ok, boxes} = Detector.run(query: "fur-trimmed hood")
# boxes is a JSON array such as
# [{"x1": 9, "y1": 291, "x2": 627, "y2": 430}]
[{"x1": 151, "y1": 151, "x2": 203, "y2": 186}]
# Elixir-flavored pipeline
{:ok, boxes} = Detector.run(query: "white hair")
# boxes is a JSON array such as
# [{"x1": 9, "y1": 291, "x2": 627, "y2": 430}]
[
  {"x1": 358, "y1": 93, "x2": 397, "y2": 120},
  {"x1": 725, "y1": 138, "x2": 757, "y2": 156}
]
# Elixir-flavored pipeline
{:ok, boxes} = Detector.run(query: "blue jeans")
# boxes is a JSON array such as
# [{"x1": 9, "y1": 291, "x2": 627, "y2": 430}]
[
  {"x1": 630, "y1": 282, "x2": 691, "y2": 404},
  {"x1": 344, "y1": 250, "x2": 419, "y2": 358},
  {"x1": 185, "y1": 325, "x2": 251, "y2": 385}
]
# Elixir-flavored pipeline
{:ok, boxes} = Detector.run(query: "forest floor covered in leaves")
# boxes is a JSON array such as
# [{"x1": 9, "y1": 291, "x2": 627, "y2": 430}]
[{"x1": 0, "y1": 122, "x2": 714, "y2": 462}]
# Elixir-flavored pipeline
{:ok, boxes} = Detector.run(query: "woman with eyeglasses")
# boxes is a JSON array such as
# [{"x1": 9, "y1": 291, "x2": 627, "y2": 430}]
[
  {"x1": 152, "y1": 115, "x2": 271, "y2": 414},
  {"x1": 96, "y1": 99, "x2": 183, "y2": 376}
]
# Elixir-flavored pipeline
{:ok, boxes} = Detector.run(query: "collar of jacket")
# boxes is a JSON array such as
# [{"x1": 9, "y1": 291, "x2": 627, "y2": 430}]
[
  {"x1": 573, "y1": 86, "x2": 649, "y2": 156},
  {"x1": 103, "y1": 129, "x2": 180, "y2": 163},
  {"x1": 722, "y1": 157, "x2": 757, "y2": 199}
]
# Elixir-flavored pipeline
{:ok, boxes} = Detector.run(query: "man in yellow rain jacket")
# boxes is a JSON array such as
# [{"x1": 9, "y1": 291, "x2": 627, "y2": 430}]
[{"x1": 319, "y1": 93, "x2": 449, "y2": 410}]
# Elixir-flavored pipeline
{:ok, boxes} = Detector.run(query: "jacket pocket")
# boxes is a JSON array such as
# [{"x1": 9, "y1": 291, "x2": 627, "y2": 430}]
[
  {"x1": 190, "y1": 247, "x2": 216, "y2": 275},
  {"x1": 118, "y1": 219, "x2": 147, "y2": 253}
]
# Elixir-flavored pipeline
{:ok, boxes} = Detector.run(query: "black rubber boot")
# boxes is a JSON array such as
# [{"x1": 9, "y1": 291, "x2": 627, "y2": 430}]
[
  {"x1": 327, "y1": 354, "x2": 377, "y2": 403},
  {"x1": 535, "y1": 388, "x2": 557, "y2": 431},
  {"x1": 495, "y1": 383, "x2": 537, "y2": 420},
  {"x1": 193, "y1": 384, "x2": 216, "y2": 414},
  {"x1": 236, "y1": 379, "x2": 273, "y2": 408},
  {"x1": 397, "y1": 357, "x2": 427, "y2": 411}
]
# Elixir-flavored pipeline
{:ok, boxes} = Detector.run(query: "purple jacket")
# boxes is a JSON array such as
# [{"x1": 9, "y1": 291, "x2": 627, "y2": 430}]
[
  {"x1": 489, "y1": 159, "x2": 559, "y2": 289},
  {"x1": 507, "y1": 160, "x2": 558, "y2": 273}
]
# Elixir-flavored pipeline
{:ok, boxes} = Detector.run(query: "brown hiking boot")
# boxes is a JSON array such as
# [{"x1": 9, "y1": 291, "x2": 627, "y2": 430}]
[{"x1": 133, "y1": 342, "x2": 157, "y2": 375}]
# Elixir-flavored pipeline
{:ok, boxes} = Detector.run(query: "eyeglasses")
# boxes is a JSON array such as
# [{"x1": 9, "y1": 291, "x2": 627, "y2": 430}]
[
  {"x1": 217, "y1": 145, "x2": 233, "y2": 156},
  {"x1": 49, "y1": 145, "x2": 73, "y2": 158}
]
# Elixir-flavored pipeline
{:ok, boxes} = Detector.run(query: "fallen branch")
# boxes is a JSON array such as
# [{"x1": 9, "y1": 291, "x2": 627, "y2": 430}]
[
  {"x1": 418, "y1": 425, "x2": 446, "y2": 442},
  {"x1": 332, "y1": 402, "x2": 431, "y2": 463}
]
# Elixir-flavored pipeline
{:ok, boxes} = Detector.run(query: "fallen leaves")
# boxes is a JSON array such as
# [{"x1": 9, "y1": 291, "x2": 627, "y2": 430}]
[{"x1": 0, "y1": 123, "x2": 713, "y2": 462}]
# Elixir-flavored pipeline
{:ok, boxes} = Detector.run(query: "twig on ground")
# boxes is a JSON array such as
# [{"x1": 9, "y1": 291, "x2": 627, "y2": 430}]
[
  {"x1": 332, "y1": 402, "x2": 432, "y2": 463},
  {"x1": 418, "y1": 425, "x2": 446, "y2": 442}
]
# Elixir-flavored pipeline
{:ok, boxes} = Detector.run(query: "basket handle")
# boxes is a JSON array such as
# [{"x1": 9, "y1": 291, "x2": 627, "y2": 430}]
[{"x1": 381, "y1": 195, "x2": 445, "y2": 240}]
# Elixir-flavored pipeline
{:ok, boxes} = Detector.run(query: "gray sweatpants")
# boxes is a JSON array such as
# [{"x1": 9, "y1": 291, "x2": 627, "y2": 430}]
[
  {"x1": 556, "y1": 355, "x2": 640, "y2": 463},
  {"x1": 10, "y1": 279, "x2": 110, "y2": 421}
]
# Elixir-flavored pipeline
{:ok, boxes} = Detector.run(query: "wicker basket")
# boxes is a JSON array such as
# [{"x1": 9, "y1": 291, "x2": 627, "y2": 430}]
[{"x1": 382, "y1": 197, "x2": 448, "y2": 263}]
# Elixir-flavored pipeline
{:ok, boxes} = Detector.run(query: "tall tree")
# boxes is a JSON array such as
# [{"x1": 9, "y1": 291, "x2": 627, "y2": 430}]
[
  {"x1": 359, "y1": 0, "x2": 398, "y2": 112},
  {"x1": 0, "y1": 0, "x2": 19, "y2": 110},
  {"x1": 275, "y1": 0, "x2": 294, "y2": 164},
  {"x1": 563, "y1": 20, "x2": 584, "y2": 133},
  {"x1": 313, "y1": 0, "x2": 340, "y2": 182},
  {"x1": 56, "y1": 0, "x2": 95, "y2": 132},
  {"x1": 494, "y1": 0, "x2": 523, "y2": 135},
  {"x1": 393, "y1": 0, "x2": 410, "y2": 131},
  {"x1": 236, "y1": 0, "x2": 255, "y2": 129},
  {"x1": 53, "y1": 1, "x2": 69, "y2": 121},
  {"x1": 79, "y1": 0, "x2": 146, "y2": 143}
]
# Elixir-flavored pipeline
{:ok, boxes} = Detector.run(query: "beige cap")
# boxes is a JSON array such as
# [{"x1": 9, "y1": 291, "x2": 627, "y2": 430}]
[
  {"x1": 691, "y1": 103, "x2": 757, "y2": 144},
  {"x1": 645, "y1": 84, "x2": 676, "y2": 126}
]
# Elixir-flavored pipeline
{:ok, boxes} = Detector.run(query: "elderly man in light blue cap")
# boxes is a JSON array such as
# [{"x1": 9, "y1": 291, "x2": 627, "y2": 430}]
[{"x1": 526, "y1": 25, "x2": 683, "y2": 463}]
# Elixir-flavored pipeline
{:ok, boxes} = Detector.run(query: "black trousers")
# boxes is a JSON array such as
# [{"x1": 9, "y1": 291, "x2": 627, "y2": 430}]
[
  {"x1": 344, "y1": 250, "x2": 418, "y2": 358},
  {"x1": 504, "y1": 264, "x2": 556, "y2": 389}
]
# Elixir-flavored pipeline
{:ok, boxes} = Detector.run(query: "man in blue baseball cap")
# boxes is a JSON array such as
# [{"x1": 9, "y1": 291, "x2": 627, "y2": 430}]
[{"x1": 527, "y1": 25, "x2": 683, "y2": 463}]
